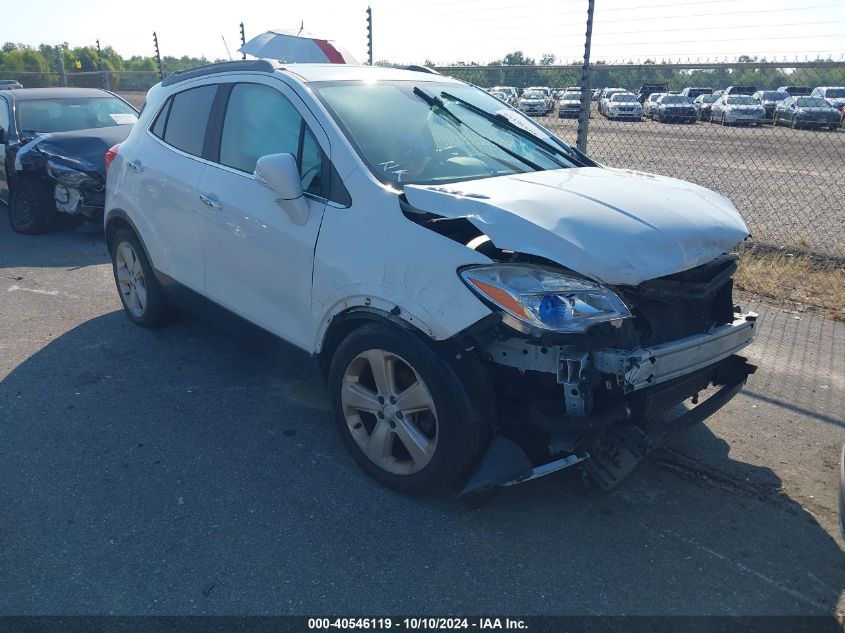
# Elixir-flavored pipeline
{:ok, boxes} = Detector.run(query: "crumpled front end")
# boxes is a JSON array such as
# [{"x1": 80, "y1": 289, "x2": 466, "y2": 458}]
[
  {"x1": 455, "y1": 254, "x2": 758, "y2": 496},
  {"x1": 13, "y1": 125, "x2": 131, "y2": 221}
]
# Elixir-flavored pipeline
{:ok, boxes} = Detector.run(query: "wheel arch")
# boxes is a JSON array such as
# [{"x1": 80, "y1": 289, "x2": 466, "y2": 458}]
[{"x1": 105, "y1": 209, "x2": 153, "y2": 263}]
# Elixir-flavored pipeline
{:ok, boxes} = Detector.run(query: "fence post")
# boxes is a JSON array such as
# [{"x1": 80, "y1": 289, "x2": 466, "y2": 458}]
[
  {"x1": 153, "y1": 32, "x2": 164, "y2": 80},
  {"x1": 96, "y1": 39, "x2": 110, "y2": 90},
  {"x1": 576, "y1": 0, "x2": 595, "y2": 153},
  {"x1": 56, "y1": 46, "x2": 67, "y2": 87},
  {"x1": 240, "y1": 22, "x2": 247, "y2": 59},
  {"x1": 366, "y1": 7, "x2": 373, "y2": 66}
]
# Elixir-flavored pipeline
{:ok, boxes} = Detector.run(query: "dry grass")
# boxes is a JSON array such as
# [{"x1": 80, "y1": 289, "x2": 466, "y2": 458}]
[{"x1": 735, "y1": 248, "x2": 845, "y2": 320}]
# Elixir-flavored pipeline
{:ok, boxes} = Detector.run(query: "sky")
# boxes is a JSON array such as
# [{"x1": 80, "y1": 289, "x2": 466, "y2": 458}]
[{"x1": 5, "y1": 0, "x2": 845, "y2": 65}]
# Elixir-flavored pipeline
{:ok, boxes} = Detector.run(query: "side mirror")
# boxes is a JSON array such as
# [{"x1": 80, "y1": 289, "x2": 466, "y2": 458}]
[{"x1": 254, "y1": 153, "x2": 309, "y2": 225}]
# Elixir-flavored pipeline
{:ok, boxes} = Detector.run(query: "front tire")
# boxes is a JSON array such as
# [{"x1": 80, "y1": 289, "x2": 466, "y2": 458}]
[
  {"x1": 109, "y1": 228, "x2": 176, "y2": 328},
  {"x1": 8, "y1": 179, "x2": 56, "y2": 234},
  {"x1": 328, "y1": 322, "x2": 489, "y2": 496}
]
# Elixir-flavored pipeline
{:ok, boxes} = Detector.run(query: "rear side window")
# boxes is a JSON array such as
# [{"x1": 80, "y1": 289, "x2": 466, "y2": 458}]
[
  {"x1": 160, "y1": 85, "x2": 216, "y2": 157},
  {"x1": 150, "y1": 99, "x2": 170, "y2": 139}
]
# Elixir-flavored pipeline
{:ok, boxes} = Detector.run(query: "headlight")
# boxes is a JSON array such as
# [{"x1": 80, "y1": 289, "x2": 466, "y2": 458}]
[{"x1": 460, "y1": 264, "x2": 631, "y2": 333}]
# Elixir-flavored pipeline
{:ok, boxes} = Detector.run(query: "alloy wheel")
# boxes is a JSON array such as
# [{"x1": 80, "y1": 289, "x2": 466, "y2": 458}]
[
  {"x1": 341, "y1": 349, "x2": 439, "y2": 475},
  {"x1": 115, "y1": 242, "x2": 147, "y2": 318}
]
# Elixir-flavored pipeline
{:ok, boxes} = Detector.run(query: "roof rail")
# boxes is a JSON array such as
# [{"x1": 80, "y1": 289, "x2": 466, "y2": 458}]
[{"x1": 161, "y1": 59, "x2": 280, "y2": 87}]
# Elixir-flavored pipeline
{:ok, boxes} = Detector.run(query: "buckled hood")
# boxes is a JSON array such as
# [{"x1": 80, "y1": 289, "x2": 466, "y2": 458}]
[{"x1": 404, "y1": 167, "x2": 750, "y2": 286}]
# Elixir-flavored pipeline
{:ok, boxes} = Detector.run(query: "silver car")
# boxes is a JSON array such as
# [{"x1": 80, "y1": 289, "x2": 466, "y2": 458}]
[{"x1": 710, "y1": 95, "x2": 765, "y2": 126}]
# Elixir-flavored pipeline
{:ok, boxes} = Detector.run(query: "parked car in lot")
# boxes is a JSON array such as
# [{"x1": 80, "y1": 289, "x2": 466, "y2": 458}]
[
  {"x1": 752, "y1": 91, "x2": 789, "y2": 121},
  {"x1": 777, "y1": 86, "x2": 812, "y2": 96},
  {"x1": 724, "y1": 85, "x2": 757, "y2": 96},
  {"x1": 591, "y1": 88, "x2": 601, "y2": 101},
  {"x1": 710, "y1": 95, "x2": 765, "y2": 126},
  {"x1": 518, "y1": 88, "x2": 550, "y2": 115},
  {"x1": 601, "y1": 92, "x2": 642, "y2": 120},
  {"x1": 0, "y1": 79, "x2": 23, "y2": 90},
  {"x1": 652, "y1": 94, "x2": 696, "y2": 123},
  {"x1": 557, "y1": 90, "x2": 583, "y2": 118},
  {"x1": 0, "y1": 87, "x2": 138, "y2": 234},
  {"x1": 812, "y1": 86, "x2": 845, "y2": 126},
  {"x1": 680, "y1": 86, "x2": 712, "y2": 100},
  {"x1": 773, "y1": 96, "x2": 841, "y2": 130},
  {"x1": 491, "y1": 86, "x2": 519, "y2": 107},
  {"x1": 811, "y1": 86, "x2": 845, "y2": 109},
  {"x1": 105, "y1": 61, "x2": 758, "y2": 496},
  {"x1": 693, "y1": 94, "x2": 719, "y2": 121},
  {"x1": 642, "y1": 92, "x2": 666, "y2": 119},
  {"x1": 489, "y1": 89, "x2": 517, "y2": 108},
  {"x1": 524, "y1": 86, "x2": 554, "y2": 113},
  {"x1": 637, "y1": 83, "x2": 668, "y2": 104}
]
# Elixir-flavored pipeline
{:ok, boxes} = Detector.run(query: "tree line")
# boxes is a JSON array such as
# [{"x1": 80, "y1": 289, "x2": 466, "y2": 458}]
[{"x1": 3, "y1": 43, "x2": 843, "y2": 93}]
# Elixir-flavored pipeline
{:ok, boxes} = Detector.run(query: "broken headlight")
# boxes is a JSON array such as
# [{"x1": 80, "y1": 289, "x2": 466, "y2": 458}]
[{"x1": 460, "y1": 264, "x2": 631, "y2": 333}]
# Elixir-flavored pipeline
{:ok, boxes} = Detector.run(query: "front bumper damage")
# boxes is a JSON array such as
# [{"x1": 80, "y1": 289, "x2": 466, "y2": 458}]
[{"x1": 460, "y1": 313, "x2": 758, "y2": 496}]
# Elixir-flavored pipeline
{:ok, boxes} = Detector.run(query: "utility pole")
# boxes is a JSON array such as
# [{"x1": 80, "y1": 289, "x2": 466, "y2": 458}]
[
  {"x1": 576, "y1": 0, "x2": 595, "y2": 153},
  {"x1": 366, "y1": 6, "x2": 373, "y2": 65},
  {"x1": 153, "y1": 32, "x2": 164, "y2": 79},
  {"x1": 56, "y1": 45, "x2": 67, "y2": 87},
  {"x1": 96, "y1": 39, "x2": 109, "y2": 90},
  {"x1": 240, "y1": 22, "x2": 246, "y2": 59}
]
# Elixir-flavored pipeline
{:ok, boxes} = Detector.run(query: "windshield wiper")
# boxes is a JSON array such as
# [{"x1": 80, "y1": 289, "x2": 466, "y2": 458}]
[
  {"x1": 440, "y1": 91, "x2": 592, "y2": 167},
  {"x1": 412, "y1": 86, "x2": 544, "y2": 172}
]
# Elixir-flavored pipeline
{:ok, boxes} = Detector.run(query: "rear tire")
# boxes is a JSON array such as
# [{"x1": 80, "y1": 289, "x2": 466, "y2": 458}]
[
  {"x1": 8, "y1": 179, "x2": 56, "y2": 234},
  {"x1": 108, "y1": 228, "x2": 176, "y2": 328},
  {"x1": 328, "y1": 322, "x2": 490, "y2": 496}
]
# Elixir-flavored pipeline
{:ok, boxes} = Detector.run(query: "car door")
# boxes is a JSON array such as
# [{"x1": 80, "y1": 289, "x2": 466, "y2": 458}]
[
  {"x1": 0, "y1": 95, "x2": 10, "y2": 204},
  {"x1": 194, "y1": 79, "x2": 333, "y2": 350},
  {"x1": 122, "y1": 83, "x2": 218, "y2": 292}
]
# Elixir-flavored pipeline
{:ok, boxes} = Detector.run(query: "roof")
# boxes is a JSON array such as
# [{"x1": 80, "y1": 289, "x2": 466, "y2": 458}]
[
  {"x1": 3, "y1": 87, "x2": 114, "y2": 101},
  {"x1": 279, "y1": 63, "x2": 460, "y2": 84}
]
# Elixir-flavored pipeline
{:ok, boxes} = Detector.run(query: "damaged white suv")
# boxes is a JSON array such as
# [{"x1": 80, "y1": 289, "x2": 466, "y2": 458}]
[{"x1": 105, "y1": 61, "x2": 757, "y2": 496}]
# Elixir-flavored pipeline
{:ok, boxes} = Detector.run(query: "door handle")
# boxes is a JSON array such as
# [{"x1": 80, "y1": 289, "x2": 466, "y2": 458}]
[
  {"x1": 199, "y1": 193, "x2": 222, "y2": 210},
  {"x1": 127, "y1": 159, "x2": 143, "y2": 173}
]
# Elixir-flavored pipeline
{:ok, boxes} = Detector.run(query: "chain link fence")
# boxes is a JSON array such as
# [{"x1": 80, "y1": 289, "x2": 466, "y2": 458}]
[
  {"x1": 436, "y1": 60, "x2": 845, "y2": 315},
  {"x1": 0, "y1": 70, "x2": 162, "y2": 92}
]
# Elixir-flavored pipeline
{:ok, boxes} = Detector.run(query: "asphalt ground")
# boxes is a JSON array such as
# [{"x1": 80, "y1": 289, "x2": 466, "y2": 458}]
[{"x1": 0, "y1": 212, "x2": 843, "y2": 616}]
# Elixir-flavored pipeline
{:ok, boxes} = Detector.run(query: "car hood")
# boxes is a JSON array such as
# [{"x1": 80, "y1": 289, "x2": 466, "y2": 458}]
[{"x1": 404, "y1": 167, "x2": 750, "y2": 286}]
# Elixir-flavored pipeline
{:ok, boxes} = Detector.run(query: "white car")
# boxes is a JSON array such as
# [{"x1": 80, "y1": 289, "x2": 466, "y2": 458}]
[
  {"x1": 602, "y1": 92, "x2": 642, "y2": 120},
  {"x1": 524, "y1": 86, "x2": 554, "y2": 113},
  {"x1": 518, "y1": 88, "x2": 550, "y2": 116},
  {"x1": 491, "y1": 86, "x2": 519, "y2": 107},
  {"x1": 105, "y1": 61, "x2": 758, "y2": 496}
]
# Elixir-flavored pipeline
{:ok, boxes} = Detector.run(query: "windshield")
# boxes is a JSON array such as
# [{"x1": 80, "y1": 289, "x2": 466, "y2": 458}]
[
  {"x1": 17, "y1": 97, "x2": 137, "y2": 134},
  {"x1": 825, "y1": 88, "x2": 845, "y2": 98},
  {"x1": 660, "y1": 95, "x2": 688, "y2": 104},
  {"x1": 759, "y1": 92, "x2": 787, "y2": 101},
  {"x1": 700, "y1": 95, "x2": 718, "y2": 103},
  {"x1": 522, "y1": 90, "x2": 545, "y2": 99},
  {"x1": 562, "y1": 92, "x2": 580, "y2": 100},
  {"x1": 727, "y1": 96, "x2": 758, "y2": 105},
  {"x1": 611, "y1": 94, "x2": 637, "y2": 103},
  {"x1": 795, "y1": 97, "x2": 830, "y2": 107},
  {"x1": 313, "y1": 80, "x2": 577, "y2": 186}
]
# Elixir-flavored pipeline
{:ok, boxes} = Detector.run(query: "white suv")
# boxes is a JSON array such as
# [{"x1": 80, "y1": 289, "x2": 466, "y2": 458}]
[{"x1": 105, "y1": 60, "x2": 758, "y2": 496}]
